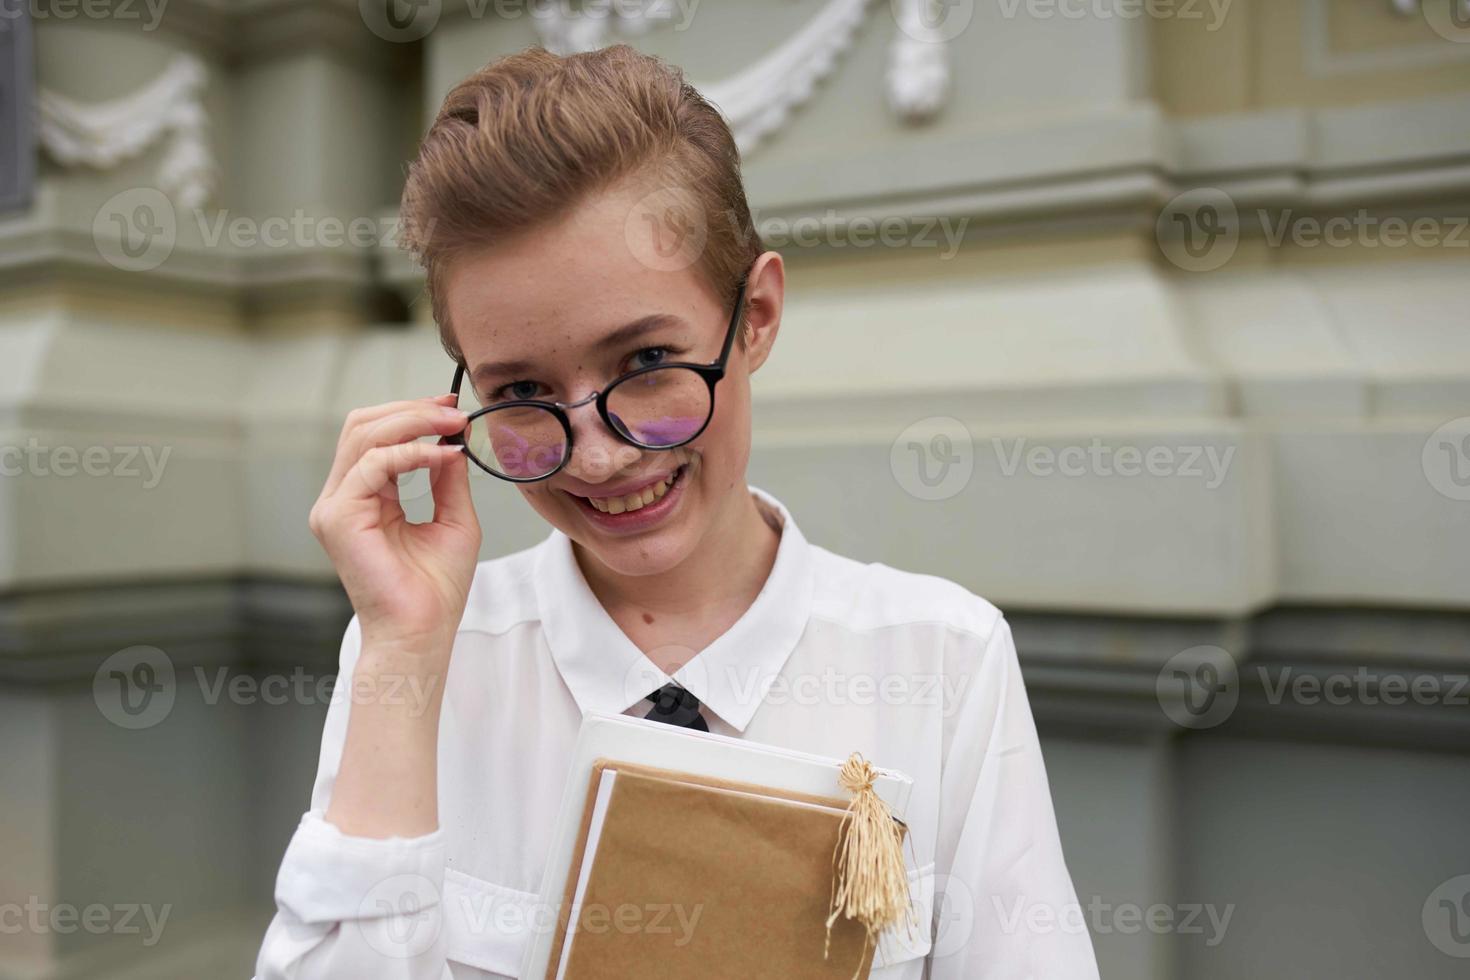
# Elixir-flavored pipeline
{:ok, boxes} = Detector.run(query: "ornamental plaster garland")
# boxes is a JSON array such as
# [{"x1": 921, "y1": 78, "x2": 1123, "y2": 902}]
[
  {"x1": 38, "y1": 54, "x2": 214, "y2": 209},
  {"x1": 533, "y1": 0, "x2": 952, "y2": 153}
]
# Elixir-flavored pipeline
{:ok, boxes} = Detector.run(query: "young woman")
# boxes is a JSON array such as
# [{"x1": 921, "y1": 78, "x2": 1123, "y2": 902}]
[{"x1": 255, "y1": 44, "x2": 1098, "y2": 980}]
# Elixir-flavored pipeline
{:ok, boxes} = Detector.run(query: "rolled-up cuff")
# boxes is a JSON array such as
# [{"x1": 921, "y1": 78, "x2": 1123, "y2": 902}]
[{"x1": 275, "y1": 810, "x2": 447, "y2": 925}]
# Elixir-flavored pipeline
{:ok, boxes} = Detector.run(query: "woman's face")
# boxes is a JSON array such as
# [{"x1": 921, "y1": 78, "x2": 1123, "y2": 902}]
[{"x1": 443, "y1": 180, "x2": 782, "y2": 578}]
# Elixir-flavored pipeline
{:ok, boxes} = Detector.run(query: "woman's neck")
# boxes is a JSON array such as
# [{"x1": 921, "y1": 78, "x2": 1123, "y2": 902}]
[{"x1": 573, "y1": 486, "x2": 782, "y2": 670}]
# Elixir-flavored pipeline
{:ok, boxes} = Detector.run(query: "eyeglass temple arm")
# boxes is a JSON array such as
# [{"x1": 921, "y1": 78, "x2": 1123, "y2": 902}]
[{"x1": 716, "y1": 278, "x2": 750, "y2": 367}]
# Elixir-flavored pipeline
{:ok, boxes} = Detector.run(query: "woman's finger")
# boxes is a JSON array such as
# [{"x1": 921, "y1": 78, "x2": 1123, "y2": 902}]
[
  {"x1": 428, "y1": 437, "x2": 478, "y2": 536},
  {"x1": 324, "y1": 404, "x2": 467, "y2": 496},
  {"x1": 332, "y1": 395, "x2": 459, "y2": 450},
  {"x1": 339, "y1": 440, "x2": 466, "y2": 504}
]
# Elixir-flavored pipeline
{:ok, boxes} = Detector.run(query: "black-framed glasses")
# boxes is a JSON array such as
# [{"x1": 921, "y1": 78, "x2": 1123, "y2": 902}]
[{"x1": 449, "y1": 277, "x2": 749, "y2": 482}]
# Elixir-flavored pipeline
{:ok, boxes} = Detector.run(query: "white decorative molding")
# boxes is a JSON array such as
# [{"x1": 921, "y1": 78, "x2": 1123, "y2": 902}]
[
  {"x1": 1389, "y1": 0, "x2": 1470, "y2": 17},
  {"x1": 1305, "y1": 0, "x2": 1470, "y2": 78},
  {"x1": 886, "y1": 0, "x2": 952, "y2": 120},
  {"x1": 38, "y1": 54, "x2": 215, "y2": 209},
  {"x1": 531, "y1": 0, "x2": 951, "y2": 153}
]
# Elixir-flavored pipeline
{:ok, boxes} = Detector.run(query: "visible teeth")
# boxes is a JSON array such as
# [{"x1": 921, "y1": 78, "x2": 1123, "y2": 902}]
[{"x1": 586, "y1": 467, "x2": 680, "y2": 514}]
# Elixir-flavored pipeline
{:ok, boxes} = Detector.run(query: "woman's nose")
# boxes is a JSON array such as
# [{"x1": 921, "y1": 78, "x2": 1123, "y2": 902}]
[{"x1": 560, "y1": 397, "x2": 642, "y2": 481}]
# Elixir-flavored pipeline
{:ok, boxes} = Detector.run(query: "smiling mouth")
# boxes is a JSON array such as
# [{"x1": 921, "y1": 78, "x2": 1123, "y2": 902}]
[{"x1": 568, "y1": 462, "x2": 691, "y2": 515}]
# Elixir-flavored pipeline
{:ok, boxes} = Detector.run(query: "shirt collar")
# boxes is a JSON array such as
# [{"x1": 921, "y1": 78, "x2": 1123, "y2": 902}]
[{"x1": 532, "y1": 485, "x2": 813, "y2": 733}]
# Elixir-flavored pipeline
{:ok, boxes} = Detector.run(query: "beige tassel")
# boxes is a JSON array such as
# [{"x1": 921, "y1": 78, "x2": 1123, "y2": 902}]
[{"x1": 824, "y1": 753, "x2": 916, "y2": 977}]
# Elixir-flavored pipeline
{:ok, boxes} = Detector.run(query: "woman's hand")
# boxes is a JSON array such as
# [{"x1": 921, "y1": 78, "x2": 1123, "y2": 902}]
[{"x1": 309, "y1": 394, "x2": 480, "y2": 660}]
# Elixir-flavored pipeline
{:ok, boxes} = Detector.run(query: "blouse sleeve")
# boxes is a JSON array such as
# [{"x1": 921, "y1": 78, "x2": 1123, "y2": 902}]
[
  {"x1": 927, "y1": 614, "x2": 1100, "y2": 979},
  {"x1": 253, "y1": 615, "x2": 456, "y2": 980}
]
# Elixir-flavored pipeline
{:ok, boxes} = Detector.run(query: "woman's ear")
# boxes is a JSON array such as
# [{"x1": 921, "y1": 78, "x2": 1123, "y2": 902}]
[{"x1": 740, "y1": 251, "x2": 785, "y2": 374}]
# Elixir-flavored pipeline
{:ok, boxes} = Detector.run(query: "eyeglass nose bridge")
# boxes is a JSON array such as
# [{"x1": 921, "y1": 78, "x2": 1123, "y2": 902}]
[{"x1": 555, "y1": 390, "x2": 601, "y2": 411}]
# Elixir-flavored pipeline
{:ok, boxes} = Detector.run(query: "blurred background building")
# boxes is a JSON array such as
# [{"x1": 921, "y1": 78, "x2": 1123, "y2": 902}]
[{"x1": 1, "y1": 1, "x2": 1468, "y2": 978}]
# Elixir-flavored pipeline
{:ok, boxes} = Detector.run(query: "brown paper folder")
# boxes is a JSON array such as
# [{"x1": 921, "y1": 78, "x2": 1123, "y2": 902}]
[{"x1": 546, "y1": 760, "x2": 908, "y2": 980}]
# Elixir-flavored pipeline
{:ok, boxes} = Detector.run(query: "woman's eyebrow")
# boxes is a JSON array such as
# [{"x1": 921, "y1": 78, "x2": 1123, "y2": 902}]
[
  {"x1": 590, "y1": 313, "x2": 685, "y2": 354},
  {"x1": 470, "y1": 313, "x2": 686, "y2": 384}
]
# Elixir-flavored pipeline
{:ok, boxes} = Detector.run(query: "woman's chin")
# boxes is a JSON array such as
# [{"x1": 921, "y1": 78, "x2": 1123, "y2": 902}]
[{"x1": 557, "y1": 480, "x2": 702, "y2": 578}]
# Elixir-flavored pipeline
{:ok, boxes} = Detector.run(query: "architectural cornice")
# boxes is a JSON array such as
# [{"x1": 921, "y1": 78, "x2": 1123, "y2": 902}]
[{"x1": 148, "y1": 0, "x2": 405, "y2": 70}]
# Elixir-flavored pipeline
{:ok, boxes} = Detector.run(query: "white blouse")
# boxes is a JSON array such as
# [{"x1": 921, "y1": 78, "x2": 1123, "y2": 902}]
[{"x1": 255, "y1": 487, "x2": 1099, "y2": 979}]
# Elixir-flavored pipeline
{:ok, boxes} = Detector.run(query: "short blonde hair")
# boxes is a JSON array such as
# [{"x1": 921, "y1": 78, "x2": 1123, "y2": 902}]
[{"x1": 396, "y1": 44, "x2": 763, "y2": 363}]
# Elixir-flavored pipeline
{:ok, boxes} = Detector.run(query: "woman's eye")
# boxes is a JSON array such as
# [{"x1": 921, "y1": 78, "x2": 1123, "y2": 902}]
[
  {"x1": 629, "y1": 347, "x2": 669, "y2": 370},
  {"x1": 496, "y1": 380, "x2": 543, "y2": 401}
]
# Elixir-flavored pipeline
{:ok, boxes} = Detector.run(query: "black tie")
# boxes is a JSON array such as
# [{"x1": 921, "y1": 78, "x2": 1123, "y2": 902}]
[{"x1": 643, "y1": 683, "x2": 709, "y2": 731}]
